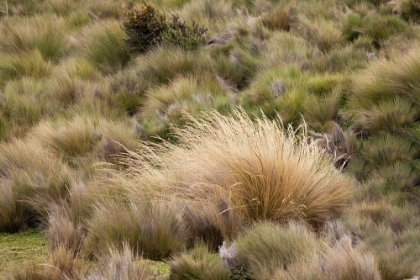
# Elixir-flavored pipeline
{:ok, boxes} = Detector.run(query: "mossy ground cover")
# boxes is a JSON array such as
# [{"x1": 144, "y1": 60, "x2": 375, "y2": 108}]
[
  {"x1": 0, "y1": 229, "x2": 47, "y2": 276},
  {"x1": 0, "y1": 0, "x2": 420, "y2": 279}
]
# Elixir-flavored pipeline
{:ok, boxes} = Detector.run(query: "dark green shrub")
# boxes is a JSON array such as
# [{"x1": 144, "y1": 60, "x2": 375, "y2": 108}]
[
  {"x1": 161, "y1": 14, "x2": 207, "y2": 51},
  {"x1": 123, "y1": 3, "x2": 167, "y2": 53},
  {"x1": 123, "y1": 4, "x2": 207, "y2": 53}
]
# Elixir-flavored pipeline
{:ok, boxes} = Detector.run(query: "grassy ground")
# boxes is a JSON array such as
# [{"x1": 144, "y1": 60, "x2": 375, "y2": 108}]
[
  {"x1": 0, "y1": 229, "x2": 47, "y2": 276},
  {"x1": 0, "y1": 0, "x2": 420, "y2": 279}
]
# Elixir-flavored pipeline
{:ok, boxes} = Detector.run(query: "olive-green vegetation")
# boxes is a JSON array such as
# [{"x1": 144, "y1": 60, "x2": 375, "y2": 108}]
[
  {"x1": 0, "y1": 229, "x2": 47, "y2": 275},
  {"x1": 0, "y1": 0, "x2": 420, "y2": 279}
]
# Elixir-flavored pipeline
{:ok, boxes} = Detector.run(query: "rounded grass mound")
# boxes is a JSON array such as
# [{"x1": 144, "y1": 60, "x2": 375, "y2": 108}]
[
  {"x1": 124, "y1": 110, "x2": 353, "y2": 231},
  {"x1": 169, "y1": 110, "x2": 353, "y2": 228}
]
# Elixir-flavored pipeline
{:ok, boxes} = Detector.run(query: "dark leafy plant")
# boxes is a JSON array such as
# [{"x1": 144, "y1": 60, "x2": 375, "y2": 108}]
[
  {"x1": 161, "y1": 14, "x2": 207, "y2": 51},
  {"x1": 123, "y1": 4, "x2": 207, "y2": 53},
  {"x1": 123, "y1": 3, "x2": 167, "y2": 53}
]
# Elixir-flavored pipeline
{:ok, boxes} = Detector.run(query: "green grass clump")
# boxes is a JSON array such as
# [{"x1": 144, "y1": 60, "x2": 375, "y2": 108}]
[
  {"x1": 169, "y1": 242, "x2": 230, "y2": 280},
  {"x1": 342, "y1": 11, "x2": 410, "y2": 46},
  {"x1": 0, "y1": 51, "x2": 51, "y2": 86},
  {"x1": 235, "y1": 222, "x2": 322, "y2": 279},
  {"x1": 81, "y1": 21, "x2": 131, "y2": 74},
  {"x1": 0, "y1": 16, "x2": 68, "y2": 62},
  {"x1": 87, "y1": 244, "x2": 158, "y2": 280},
  {"x1": 83, "y1": 200, "x2": 188, "y2": 260},
  {"x1": 260, "y1": 6, "x2": 293, "y2": 31}
]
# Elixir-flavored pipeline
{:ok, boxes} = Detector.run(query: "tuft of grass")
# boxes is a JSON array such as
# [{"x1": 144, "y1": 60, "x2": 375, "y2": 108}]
[
  {"x1": 132, "y1": 46, "x2": 211, "y2": 85},
  {"x1": 318, "y1": 238, "x2": 382, "y2": 280},
  {"x1": 181, "y1": 197, "x2": 244, "y2": 251},
  {"x1": 83, "y1": 200, "x2": 187, "y2": 260},
  {"x1": 31, "y1": 118, "x2": 101, "y2": 159},
  {"x1": 0, "y1": 16, "x2": 68, "y2": 61},
  {"x1": 352, "y1": 97, "x2": 416, "y2": 135},
  {"x1": 260, "y1": 6, "x2": 293, "y2": 31},
  {"x1": 86, "y1": 244, "x2": 157, "y2": 280},
  {"x1": 0, "y1": 178, "x2": 29, "y2": 233},
  {"x1": 342, "y1": 11, "x2": 411, "y2": 46},
  {"x1": 0, "y1": 139, "x2": 73, "y2": 227},
  {"x1": 158, "y1": 110, "x2": 352, "y2": 228},
  {"x1": 1, "y1": 78, "x2": 57, "y2": 139},
  {"x1": 169, "y1": 241, "x2": 230, "y2": 280},
  {"x1": 80, "y1": 21, "x2": 131, "y2": 74},
  {"x1": 46, "y1": 203, "x2": 84, "y2": 256},
  {"x1": 0, "y1": 51, "x2": 52, "y2": 86},
  {"x1": 297, "y1": 16, "x2": 345, "y2": 52},
  {"x1": 235, "y1": 222, "x2": 322, "y2": 279}
]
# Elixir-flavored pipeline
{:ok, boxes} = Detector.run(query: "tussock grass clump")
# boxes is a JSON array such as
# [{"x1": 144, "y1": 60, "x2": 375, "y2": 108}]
[
  {"x1": 87, "y1": 244, "x2": 157, "y2": 280},
  {"x1": 46, "y1": 203, "x2": 84, "y2": 256},
  {"x1": 342, "y1": 11, "x2": 410, "y2": 46},
  {"x1": 390, "y1": 0, "x2": 420, "y2": 22},
  {"x1": 297, "y1": 16, "x2": 345, "y2": 52},
  {"x1": 32, "y1": 118, "x2": 100, "y2": 159},
  {"x1": 351, "y1": 97, "x2": 416, "y2": 134},
  {"x1": 9, "y1": 245, "x2": 85, "y2": 280},
  {"x1": 1, "y1": 78, "x2": 58, "y2": 139},
  {"x1": 261, "y1": 6, "x2": 293, "y2": 31},
  {"x1": 318, "y1": 238, "x2": 382, "y2": 280},
  {"x1": 139, "y1": 74, "x2": 228, "y2": 139},
  {"x1": 0, "y1": 16, "x2": 68, "y2": 61},
  {"x1": 0, "y1": 179, "x2": 29, "y2": 233},
  {"x1": 162, "y1": 110, "x2": 352, "y2": 228},
  {"x1": 235, "y1": 222, "x2": 322, "y2": 279},
  {"x1": 349, "y1": 46, "x2": 420, "y2": 110},
  {"x1": 0, "y1": 51, "x2": 52, "y2": 85},
  {"x1": 80, "y1": 21, "x2": 130, "y2": 74},
  {"x1": 169, "y1": 242, "x2": 230, "y2": 280},
  {"x1": 133, "y1": 46, "x2": 211, "y2": 85},
  {"x1": 83, "y1": 200, "x2": 187, "y2": 260},
  {"x1": 0, "y1": 139, "x2": 73, "y2": 230}
]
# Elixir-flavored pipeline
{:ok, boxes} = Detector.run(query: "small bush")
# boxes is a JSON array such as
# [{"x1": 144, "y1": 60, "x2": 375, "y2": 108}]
[
  {"x1": 123, "y1": 4, "x2": 167, "y2": 53},
  {"x1": 123, "y1": 3, "x2": 207, "y2": 53},
  {"x1": 161, "y1": 14, "x2": 207, "y2": 51}
]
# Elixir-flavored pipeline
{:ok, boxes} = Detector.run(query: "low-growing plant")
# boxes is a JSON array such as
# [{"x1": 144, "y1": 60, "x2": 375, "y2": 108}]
[
  {"x1": 234, "y1": 222, "x2": 322, "y2": 279},
  {"x1": 0, "y1": 16, "x2": 68, "y2": 61},
  {"x1": 261, "y1": 6, "x2": 293, "y2": 31},
  {"x1": 0, "y1": 51, "x2": 52, "y2": 85},
  {"x1": 87, "y1": 244, "x2": 157, "y2": 280},
  {"x1": 81, "y1": 21, "x2": 131, "y2": 74},
  {"x1": 161, "y1": 14, "x2": 207, "y2": 51},
  {"x1": 123, "y1": 3, "x2": 207, "y2": 53},
  {"x1": 123, "y1": 3, "x2": 167, "y2": 53},
  {"x1": 83, "y1": 200, "x2": 188, "y2": 260},
  {"x1": 169, "y1": 241, "x2": 230, "y2": 280}
]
